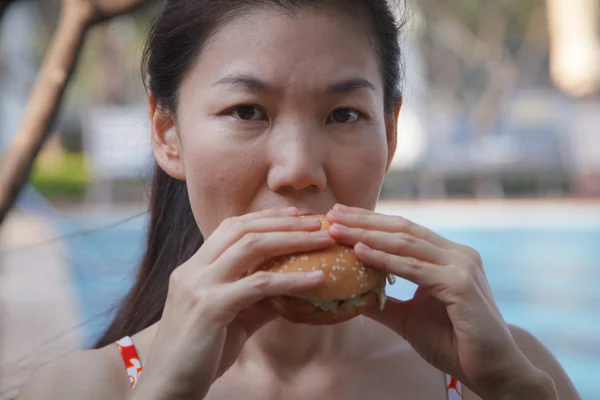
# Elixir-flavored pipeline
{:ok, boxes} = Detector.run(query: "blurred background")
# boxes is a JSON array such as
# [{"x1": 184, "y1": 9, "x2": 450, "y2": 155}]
[{"x1": 0, "y1": 0, "x2": 599, "y2": 398}]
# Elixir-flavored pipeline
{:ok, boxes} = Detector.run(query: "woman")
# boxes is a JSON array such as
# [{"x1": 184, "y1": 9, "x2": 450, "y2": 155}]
[{"x1": 18, "y1": 1, "x2": 579, "y2": 399}]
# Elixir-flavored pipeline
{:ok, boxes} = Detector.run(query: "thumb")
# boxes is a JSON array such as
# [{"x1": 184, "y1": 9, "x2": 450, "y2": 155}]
[{"x1": 365, "y1": 297, "x2": 413, "y2": 339}]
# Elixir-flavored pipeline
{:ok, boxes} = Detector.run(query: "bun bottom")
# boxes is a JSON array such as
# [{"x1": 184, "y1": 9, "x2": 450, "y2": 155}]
[{"x1": 268, "y1": 292, "x2": 379, "y2": 325}]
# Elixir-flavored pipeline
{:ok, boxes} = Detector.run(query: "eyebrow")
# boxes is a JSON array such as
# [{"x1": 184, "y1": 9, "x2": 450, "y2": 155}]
[
  {"x1": 326, "y1": 78, "x2": 377, "y2": 94},
  {"x1": 213, "y1": 74, "x2": 377, "y2": 94},
  {"x1": 213, "y1": 74, "x2": 270, "y2": 92}
]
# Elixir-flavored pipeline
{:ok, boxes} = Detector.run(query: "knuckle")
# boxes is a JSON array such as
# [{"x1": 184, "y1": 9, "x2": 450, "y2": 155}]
[
  {"x1": 241, "y1": 232, "x2": 263, "y2": 251},
  {"x1": 168, "y1": 268, "x2": 185, "y2": 290},
  {"x1": 189, "y1": 289, "x2": 210, "y2": 309},
  {"x1": 452, "y1": 266, "x2": 474, "y2": 292},
  {"x1": 404, "y1": 256, "x2": 425, "y2": 271},
  {"x1": 396, "y1": 217, "x2": 415, "y2": 233},
  {"x1": 395, "y1": 232, "x2": 414, "y2": 245},
  {"x1": 251, "y1": 271, "x2": 274, "y2": 290},
  {"x1": 457, "y1": 244, "x2": 481, "y2": 261},
  {"x1": 468, "y1": 247, "x2": 483, "y2": 266},
  {"x1": 168, "y1": 270, "x2": 197, "y2": 301},
  {"x1": 222, "y1": 216, "x2": 246, "y2": 233}
]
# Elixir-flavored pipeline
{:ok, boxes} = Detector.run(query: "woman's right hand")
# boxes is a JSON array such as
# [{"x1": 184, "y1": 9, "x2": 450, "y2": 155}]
[{"x1": 131, "y1": 207, "x2": 330, "y2": 400}]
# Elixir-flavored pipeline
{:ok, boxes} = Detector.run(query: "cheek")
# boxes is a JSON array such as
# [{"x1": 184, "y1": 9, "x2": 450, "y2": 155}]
[
  {"x1": 180, "y1": 137, "x2": 267, "y2": 236},
  {"x1": 329, "y1": 134, "x2": 388, "y2": 208}
]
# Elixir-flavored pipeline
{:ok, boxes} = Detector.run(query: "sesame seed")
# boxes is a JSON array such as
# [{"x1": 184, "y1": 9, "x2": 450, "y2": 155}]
[
  {"x1": 298, "y1": 268, "x2": 303, "y2": 271},
  {"x1": 301, "y1": 255, "x2": 309, "y2": 261},
  {"x1": 329, "y1": 273, "x2": 337, "y2": 281},
  {"x1": 352, "y1": 267, "x2": 357, "y2": 271},
  {"x1": 312, "y1": 267, "x2": 316, "y2": 271}
]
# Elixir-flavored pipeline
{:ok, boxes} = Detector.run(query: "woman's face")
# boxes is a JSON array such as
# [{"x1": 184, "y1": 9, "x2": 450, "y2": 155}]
[{"x1": 152, "y1": 6, "x2": 400, "y2": 237}]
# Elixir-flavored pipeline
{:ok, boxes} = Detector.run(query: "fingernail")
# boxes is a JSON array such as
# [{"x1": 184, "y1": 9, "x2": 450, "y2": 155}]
[
  {"x1": 356, "y1": 242, "x2": 372, "y2": 252},
  {"x1": 310, "y1": 230, "x2": 330, "y2": 238},
  {"x1": 283, "y1": 207, "x2": 299, "y2": 215},
  {"x1": 330, "y1": 223, "x2": 348, "y2": 233},
  {"x1": 306, "y1": 270, "x2": 324, "y2": 280},
  {"x1": 333, "y1": 204, "x2": 349, "y2": 212},
  {"x1": 300, "y1": 218, "x2": 322, "y2": 227}
]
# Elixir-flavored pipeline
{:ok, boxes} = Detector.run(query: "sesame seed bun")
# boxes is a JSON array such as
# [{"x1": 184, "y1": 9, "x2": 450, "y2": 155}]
[{"x1": 261, "y1": 215, "x2": 387, "y2": 325}]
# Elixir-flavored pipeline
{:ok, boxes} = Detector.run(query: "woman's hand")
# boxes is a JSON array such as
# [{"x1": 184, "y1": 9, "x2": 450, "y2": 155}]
[
  {"x1": 132, "y1": 207, "x2": 331, "y2": 400},
  {"x1": 327, "y1": 205, "x2": 556, "y2": 400}
]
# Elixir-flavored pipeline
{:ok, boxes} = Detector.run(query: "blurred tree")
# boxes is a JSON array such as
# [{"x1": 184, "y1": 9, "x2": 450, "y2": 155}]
[
  {"x1": 0, "y1": 0, "x2": 158, "y2": 226},
  {"x1": 418, "y1": 0, "x2": 551, "y2": 136},
  {"x1": 420, "y1": 0, "x2": 548, "y2": 99}
]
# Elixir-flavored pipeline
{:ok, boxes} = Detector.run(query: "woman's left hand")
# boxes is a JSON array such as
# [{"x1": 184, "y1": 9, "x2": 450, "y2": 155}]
[{"x1": 327, "y1": 205, "x2": 555, "y2": 399}]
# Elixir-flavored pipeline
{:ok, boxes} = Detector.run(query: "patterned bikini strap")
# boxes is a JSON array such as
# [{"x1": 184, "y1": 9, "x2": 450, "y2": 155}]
[
  {"x1": 115, "y1": 336, "x2": 143, "y2": 389},
  {"x1": 115, "y1": 335, "x2": 461, "y2": 397},
  {"x1": 446, "y1": 374, "x2": 463, "y2": 399}
]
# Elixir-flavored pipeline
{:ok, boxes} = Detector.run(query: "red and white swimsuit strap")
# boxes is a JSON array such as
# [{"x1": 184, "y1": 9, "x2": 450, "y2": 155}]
[
  {"x1": 446, "y1": 374, "x2": 464, "y2": 399},
  {"x1": 115, "y1": 336, "x2": 143, "y2": 388},
  {"x1": 115, "y1": 336, "x2": 462, "y2": 398}
]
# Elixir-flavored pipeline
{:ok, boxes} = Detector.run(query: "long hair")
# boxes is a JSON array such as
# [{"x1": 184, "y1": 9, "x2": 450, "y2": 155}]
[{"x1": 94, "y1": 0, "x2": 407, "y2": 348}]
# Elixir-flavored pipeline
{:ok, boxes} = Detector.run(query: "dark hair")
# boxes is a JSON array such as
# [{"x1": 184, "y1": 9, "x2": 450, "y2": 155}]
[{"x1": 94, "y1": 0, "x2": 407, "y2": 348}]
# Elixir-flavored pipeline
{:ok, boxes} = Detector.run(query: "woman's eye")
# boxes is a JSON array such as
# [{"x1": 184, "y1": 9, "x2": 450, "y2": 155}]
[
  {"x1": 328, "y1": 109, "x2": 361, "y2": 124},
  {"x1": 231, "y1": 105, "x2": 266, "y2": 121}
]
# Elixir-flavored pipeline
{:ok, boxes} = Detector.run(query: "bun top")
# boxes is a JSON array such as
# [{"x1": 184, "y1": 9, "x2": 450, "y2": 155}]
[{"x1": 261, "y1": 215, "x2": 385, "y2": 302}]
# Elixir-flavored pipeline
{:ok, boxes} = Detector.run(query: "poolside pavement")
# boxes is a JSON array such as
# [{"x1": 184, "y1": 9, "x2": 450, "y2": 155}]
[{"x1": 0, "y1": 211, "x2": 82, "y2": 400}]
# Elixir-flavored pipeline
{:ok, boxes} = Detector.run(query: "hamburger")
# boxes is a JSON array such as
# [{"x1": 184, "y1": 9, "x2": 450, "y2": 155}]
[{"x1": 261, "y1": 215, "x2": 393, "y2": 325}]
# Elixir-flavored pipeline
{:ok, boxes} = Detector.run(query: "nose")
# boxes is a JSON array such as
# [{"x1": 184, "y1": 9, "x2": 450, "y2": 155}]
[{"x1": 267, "y1": 125, "x2": 327, "y2": 193}]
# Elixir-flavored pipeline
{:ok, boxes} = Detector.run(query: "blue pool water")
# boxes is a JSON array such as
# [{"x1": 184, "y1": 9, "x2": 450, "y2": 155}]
[{"x1": 63, "y1": 214, "x2": 600, "y2": 399}]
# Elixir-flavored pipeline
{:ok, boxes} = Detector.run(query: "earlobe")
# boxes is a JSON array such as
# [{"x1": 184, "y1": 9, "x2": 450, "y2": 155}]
[
  {"x1": 149, "y1": 95, "x2": 186, "y2": 180},
  {"x1": 384, "y1": 98, "x2": 402, "y2": 173}
]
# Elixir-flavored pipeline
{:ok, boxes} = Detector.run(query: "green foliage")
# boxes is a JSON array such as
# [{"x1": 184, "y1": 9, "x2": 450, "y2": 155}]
[{"x1": 29, "y1": 152, "x2": 89, "y2": 199}]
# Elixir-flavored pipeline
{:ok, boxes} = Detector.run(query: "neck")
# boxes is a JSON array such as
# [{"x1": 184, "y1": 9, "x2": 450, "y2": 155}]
[{"x1": 239, "y1": 317, "x2": 360, "y2": 373}]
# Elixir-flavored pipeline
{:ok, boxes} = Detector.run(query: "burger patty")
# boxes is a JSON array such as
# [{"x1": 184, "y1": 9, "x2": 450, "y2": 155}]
[{"x1": 295, "y1": 285, "x2": 388, "y2": 313}]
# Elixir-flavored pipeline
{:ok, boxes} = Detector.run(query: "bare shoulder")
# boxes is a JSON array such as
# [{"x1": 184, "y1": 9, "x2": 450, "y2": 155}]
[
  {"x1": 509, "y1": 324, "x2": 581, "y2": 399},
  {"x1": 16, "y1": 344, "x2": 130, "y2": 400}
]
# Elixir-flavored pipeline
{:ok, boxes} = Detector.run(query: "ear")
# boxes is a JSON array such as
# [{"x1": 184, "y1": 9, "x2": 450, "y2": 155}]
[
  {"x1": 149, "y1": 95, "x2": 186, "y2": 180},
  {"x1": 384, "y1": 97, "x2": 402, "y2": 173}
]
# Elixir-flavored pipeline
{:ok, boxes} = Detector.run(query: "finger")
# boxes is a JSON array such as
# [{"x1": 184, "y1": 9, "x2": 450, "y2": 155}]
[
  {"x1": 200, "y1": 213, "x2": 322, "y2": 264},
  {"x1": 327, "y1": 207, "x2": 455, "y2": 250},
  {"x1": 353, "y1": 242, "x2": 443, "y2": 288},
  {"x1": 220, "y1": 270, "x2": 326, "y2": 314},
  {"x1": 209, "y1": 230, "x2": 333, "y2": 281},
  {"x1": 329, "y1": 223, "x2": 451, "y2": 265},
  {"x1": 364, "y1": 297, "x2": 413, "y2": 339}
]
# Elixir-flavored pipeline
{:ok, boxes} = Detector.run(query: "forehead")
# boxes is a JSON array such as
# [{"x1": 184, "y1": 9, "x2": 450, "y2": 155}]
[{"x1": 183, "y1": 6, "x2": 382, "y2": 93}]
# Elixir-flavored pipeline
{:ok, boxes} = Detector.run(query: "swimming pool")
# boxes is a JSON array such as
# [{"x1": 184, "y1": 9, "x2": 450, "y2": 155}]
[{"x1": 62, "y1": 203, "x2": 600, "y2": 399}]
